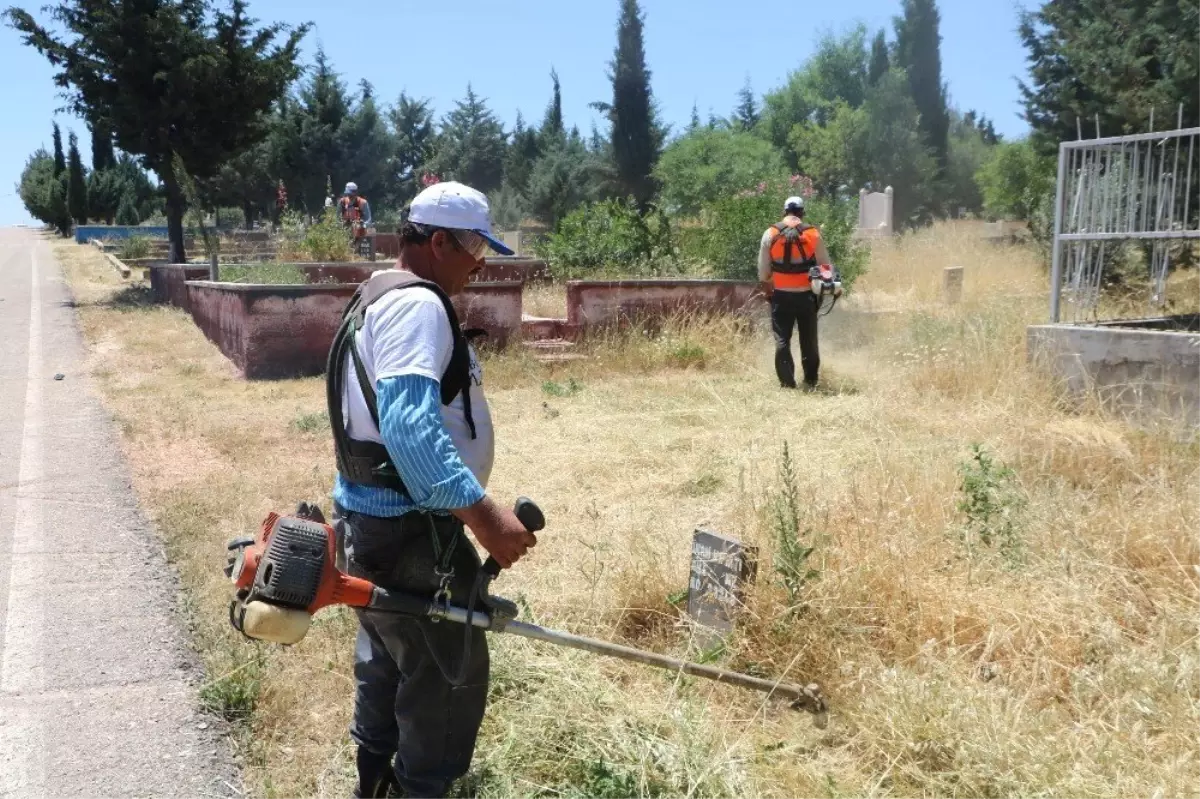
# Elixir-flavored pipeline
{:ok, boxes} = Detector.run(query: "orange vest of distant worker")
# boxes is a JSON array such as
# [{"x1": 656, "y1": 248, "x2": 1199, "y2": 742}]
[
  {"x1": 338, "y1": 195, "x2": 366, "y2": 223},
  {"x1": 766, "y1": 218, "x2": 820, "y2": 290}
]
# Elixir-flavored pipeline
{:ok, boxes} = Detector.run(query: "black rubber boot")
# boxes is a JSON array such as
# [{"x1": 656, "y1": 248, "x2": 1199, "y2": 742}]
[{"x1": 353, "y1": 746, "x2": 398, "y2": 798}]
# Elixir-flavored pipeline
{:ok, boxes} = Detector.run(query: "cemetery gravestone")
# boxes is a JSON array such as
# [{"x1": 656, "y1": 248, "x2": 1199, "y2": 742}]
[
  {"x1": 687, "y1": 529, "x2": 758, "y2": 647},
  {"x1": 944, "y1": 266, "x2": 964, "y2": 305},
  {"x1": 857, "y1": 186, "x2": 894, "y2": 237}
]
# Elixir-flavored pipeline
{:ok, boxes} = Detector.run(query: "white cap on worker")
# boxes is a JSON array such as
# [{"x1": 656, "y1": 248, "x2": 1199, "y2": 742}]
[
  {"x1": 784, "y1": 196, "x2": 804, "y2": 211},
  {"x1": 345, "y1": 182, "x2": 358, "y2": 194},
  {"x1": 408, "y1": 181, "x2": 514, "y2": 255}
]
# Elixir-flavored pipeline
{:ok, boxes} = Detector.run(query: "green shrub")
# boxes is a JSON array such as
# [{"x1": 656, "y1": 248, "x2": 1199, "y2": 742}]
[
  {"x1": 976, "y1": 140, "x2": 1055, "y2": 223},
  {"x1": 534, "y1": 198, "x2": 677, "y2": 279},
  {"x1": 277, "y1": 208, "x2": 354, "y2": 262},
  {"x1": 116, "y1": 235, "x2": 152, "y2": 260}
]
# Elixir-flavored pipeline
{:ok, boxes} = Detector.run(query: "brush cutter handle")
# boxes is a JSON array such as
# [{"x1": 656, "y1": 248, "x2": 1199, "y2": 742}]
[{"x1": 481, "y1": 497, "x2": 545, "y2": 578}]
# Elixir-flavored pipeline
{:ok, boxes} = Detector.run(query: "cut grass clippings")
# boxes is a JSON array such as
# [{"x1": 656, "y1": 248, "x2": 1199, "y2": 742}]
[{"x1": 53, "y1": 223, "x2": 1200, "y2": 798}]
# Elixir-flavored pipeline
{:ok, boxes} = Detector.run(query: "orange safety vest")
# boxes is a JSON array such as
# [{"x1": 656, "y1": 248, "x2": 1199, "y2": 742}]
[
  {"x1": 767, "y1": 218, "x2": 820, "y2": 290},
  {"x1": 338, "y1": 195, "x2": 366, "y2": 223}
]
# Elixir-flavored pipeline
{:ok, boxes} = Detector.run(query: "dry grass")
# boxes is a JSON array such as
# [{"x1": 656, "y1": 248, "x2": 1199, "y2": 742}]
[
  {"x1": 54, "y1": 220, "x2": 1199, "y2": 798},
  {"x1": 521, "y1": 282, "x2": 569, "y2": 319}
]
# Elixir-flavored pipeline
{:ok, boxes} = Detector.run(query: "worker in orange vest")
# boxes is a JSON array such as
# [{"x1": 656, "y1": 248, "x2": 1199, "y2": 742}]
[
  {"x1": 758, "y1": 195, "x2": 832, "y2": 390},
  {"x1": 338, "y1": 182, "x2": 373, "y2": 237}
]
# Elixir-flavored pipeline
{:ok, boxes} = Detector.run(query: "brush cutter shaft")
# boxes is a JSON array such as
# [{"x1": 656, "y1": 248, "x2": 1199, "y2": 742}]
[
  {"x1": 379, "y1": 591, "x2": 822, "y2": 709},
  {"x1": 502, "y1": 620, "x2": 822, "y2": 708}
]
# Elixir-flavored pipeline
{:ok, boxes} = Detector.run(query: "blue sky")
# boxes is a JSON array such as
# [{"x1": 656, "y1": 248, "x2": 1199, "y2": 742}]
[{"x1": 0, "y1": 0, "x2": 1038, "y2": 225}]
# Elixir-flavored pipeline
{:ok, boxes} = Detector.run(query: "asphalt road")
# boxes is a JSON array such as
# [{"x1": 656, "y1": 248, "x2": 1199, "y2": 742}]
[{"x1": 0, "y1": 227, "x2": 237, "y2": 798}]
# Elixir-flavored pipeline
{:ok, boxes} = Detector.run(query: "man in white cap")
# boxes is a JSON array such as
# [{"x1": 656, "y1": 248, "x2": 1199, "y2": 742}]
[
  {"x1": 324, "y1": 181, "x2": 536, "y2": 797},
  {"x1": 758, "y1": 195, "x2": 832, "y2": 390}
]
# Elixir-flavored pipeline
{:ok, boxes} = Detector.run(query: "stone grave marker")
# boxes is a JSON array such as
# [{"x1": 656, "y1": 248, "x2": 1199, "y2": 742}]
[
  {"x1": 686, "y1": 529, "x2": 758, "y2": 647},
  {"x1": 943, "y1": 265, "x2": 964, "y2": 305},
  {"x1": 857, "y1": 186, "x2": 894, "y2": 237}
]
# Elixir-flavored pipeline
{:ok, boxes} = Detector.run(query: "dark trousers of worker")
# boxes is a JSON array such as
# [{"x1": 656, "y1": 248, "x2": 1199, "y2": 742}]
[
  {"x1": 334, "y1": 504, "x2": 489, "y2": 799},
  {"x1": 770, "y1": 289, "x2": 820, "y2": 387}
]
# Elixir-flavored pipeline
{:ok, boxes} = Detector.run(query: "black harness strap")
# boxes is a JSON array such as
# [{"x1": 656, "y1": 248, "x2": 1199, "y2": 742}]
[{"x1": 328, "y1": 271, "x2": 479, "y2": 494}]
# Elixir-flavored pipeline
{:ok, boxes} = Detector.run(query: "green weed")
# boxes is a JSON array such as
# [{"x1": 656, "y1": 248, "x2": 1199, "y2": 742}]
[
  {"x1": 199, "y1": 649, "x2": 265, "y2": 722},
  {"x1": 770, "y1": 442, "x2": 820, "y2": 608},
  {"x1": 290, "y1": 410, "x2": 330, "y2": 433},
  {"x1": 542, "y1": 377, "x2": 584, "y2": 397},
  {"x1": 957, "y1": 443, "x2": 1027, "y2": 567}
]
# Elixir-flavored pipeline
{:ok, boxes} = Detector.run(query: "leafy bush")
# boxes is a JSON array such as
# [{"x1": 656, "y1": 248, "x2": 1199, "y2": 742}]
[
  {"x1": 534, "y1": 198, "x2": 677, "y2": 279},
  {"x1": 690, "y1": 177, "x2": 868, "y2": 290},
  {"x1": 976, "y1": 140, "x2": 1055, "y2": 223},
  {"x1": 116, "y1": 235, "x2": 152, "y2": 260},
  {"x1": 277, "y1": 208, "x2": 353, "y2": 262},
  {"x1": 654, "y1": 127, "x2": 787, "y2": 216}
]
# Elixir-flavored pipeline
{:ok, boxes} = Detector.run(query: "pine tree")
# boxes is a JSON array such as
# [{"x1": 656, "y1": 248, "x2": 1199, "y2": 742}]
[
  {"x1": 733, "y1": 76, "x2": 759, "y2": 130},
  {"x1": 427, "y1": 85, "x2": 507, "y2": 194},
  {"x1": 689, "y1": 102, "x2": 700, "y2": 131},
  {"x1": 66, "y1": 130, "x2": 88, "y2": 224},
  {"x1": 868, "y1": 29, "x2": 890, "y2": 86},
  {"x1": 893, "y1": 0, "x2": 949, "y2": 173},
  {"x1": 115, "y1": 192, "x2": 139, "y2": 225},
  {"x1": 52, "y1": 122, "x2": 65, "y2": 175},
  {"x1": 601, "y1": 0, "x2": 659, "y2": 209},
  {"x1": 389, "y1": 91, "x2": 436, "y2": 206},
  {"x1": 505, "y1": 111, "x2": 542, "y2": 196},
  {"x1": 296, "y1": 48, "x2": 352, "y2": 211}
]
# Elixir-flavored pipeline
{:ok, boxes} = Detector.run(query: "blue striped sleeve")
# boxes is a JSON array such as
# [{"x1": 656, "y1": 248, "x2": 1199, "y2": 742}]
[{"x1": 375, "y1": 373, "x2": 484, "y2": 511}]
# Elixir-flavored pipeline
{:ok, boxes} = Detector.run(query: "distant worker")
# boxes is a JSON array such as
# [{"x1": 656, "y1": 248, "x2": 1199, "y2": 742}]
[
  {"x1": 338, "y1": 182, "x2": 373, "y2": 236},
  {"x1": 758, "y1": 195, "x2": 832, "y2": 391}
]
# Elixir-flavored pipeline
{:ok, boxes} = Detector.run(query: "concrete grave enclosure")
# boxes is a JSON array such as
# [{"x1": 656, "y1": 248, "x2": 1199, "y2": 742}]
[
  {"x1": 186, "y1": 281, "x2": 524, "y2": 379},
  {"x1": 1027, "y1": 315, "x2": 1200, "y2": 428},
  {"x1": 144, "y1": 260, "x2": 761, "y2": 379}
]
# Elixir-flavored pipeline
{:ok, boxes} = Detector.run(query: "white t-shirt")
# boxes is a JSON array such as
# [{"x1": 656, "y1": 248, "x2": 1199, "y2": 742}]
[{"x1": 341, "y1": 278, "x2": 495, "y2": 488}]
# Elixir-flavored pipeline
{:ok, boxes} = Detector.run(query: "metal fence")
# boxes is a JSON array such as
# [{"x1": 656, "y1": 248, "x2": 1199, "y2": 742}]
[{"x1": 1049, "y1": 126, "x2": 1200, "y2": 323}]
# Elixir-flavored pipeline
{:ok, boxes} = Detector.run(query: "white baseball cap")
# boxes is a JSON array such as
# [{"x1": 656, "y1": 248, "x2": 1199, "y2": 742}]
[
  {"x1": 345, "y1": 182, "x2": 358, "y2": 194},
  {"x1": 784, "y1": 196, "x2": 805, "y2": 211},
  {"x1": 408, "y1": 181, "x2": 514, "y2": 255}
]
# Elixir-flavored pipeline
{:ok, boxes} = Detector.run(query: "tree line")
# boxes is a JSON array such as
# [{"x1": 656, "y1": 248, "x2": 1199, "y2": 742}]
[{"x1": 9, "y1": 0, "x2": 1196, "y2": 265}]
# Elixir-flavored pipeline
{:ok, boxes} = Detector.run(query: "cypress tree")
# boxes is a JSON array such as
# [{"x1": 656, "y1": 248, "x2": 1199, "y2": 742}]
[
  {"x1": 606, "y1": 0, "x2": 658, "y2": 209},
  {"x1": 868, "y1": 29, "x2": 890, "y2": 86},
  {"x1": 66, "y1": 130, "x2": 88, "y2": 224},
  {"x1": 52, "y1": 122, "x2": 65, "y2": 175},
  {"x1": 894, "y1": 0, "x2": 949, "y2": 172}
]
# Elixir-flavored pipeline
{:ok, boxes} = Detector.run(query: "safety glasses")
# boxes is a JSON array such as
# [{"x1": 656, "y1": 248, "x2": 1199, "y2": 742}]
[{"x1": 447, "y1": 229, "x2": 490, "y2": 261}]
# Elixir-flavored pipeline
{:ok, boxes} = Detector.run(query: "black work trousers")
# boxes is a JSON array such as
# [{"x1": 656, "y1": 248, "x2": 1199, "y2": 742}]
[
  {"x1": 334, "y1": 504, "x2": 489, "y2": 799},
  {"x1": 770, "y1": 290, "x2": 820, "y2": 387}
]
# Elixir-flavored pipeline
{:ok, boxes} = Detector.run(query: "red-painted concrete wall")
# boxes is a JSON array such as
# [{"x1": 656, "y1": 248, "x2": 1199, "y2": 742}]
[
  {"x1": 186, "y1": 281, "x2": 524, "y2": 379},
  {"x1": 471, "y1": 258, "x2": 550, "y2": 284},
  {"x1": 565, "y1": 280, "x2": 764, "y2": 329},
  {"x1": 149, "y1": 264, "x2": 211, "y2": 310}
]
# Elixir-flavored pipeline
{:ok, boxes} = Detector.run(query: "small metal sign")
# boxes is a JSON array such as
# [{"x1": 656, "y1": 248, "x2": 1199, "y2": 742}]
[{"x1": 686, "y1": 529, "x2": 757, "y2": 646}]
